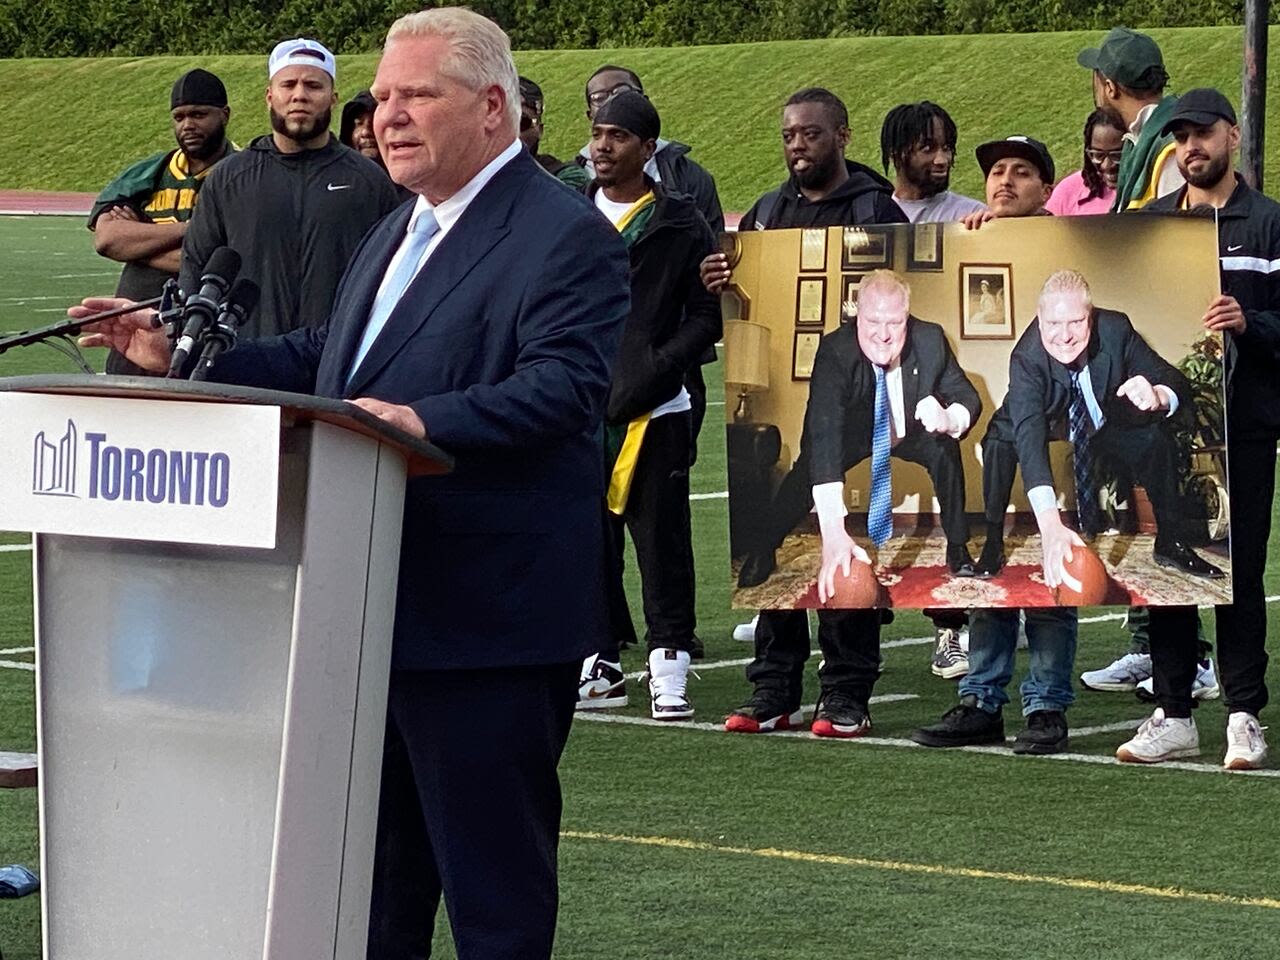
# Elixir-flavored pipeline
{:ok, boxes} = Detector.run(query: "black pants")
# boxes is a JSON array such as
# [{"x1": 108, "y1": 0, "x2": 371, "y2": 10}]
[
  {"x1": 368, "y1": 662, "x2": 579, "y2": 960},
  {"x1": 982, "y1": 421, "x2": 1180, "y2": 533},
  {"x1": 601, "y1": 411, "x2": 696, "y2": 659},
  {"x1": 685, "y1": 364, "x2": 708, "y2": 467},
  {"x1": 1149, "y1": 436, "x2": 1275, "y2": 718},
  {"x1": 759, "y1": 431, "x2": 969, "y2": 552},
  {"x1": 745, "y1": 608, "x2": 881, "y2": 707}
]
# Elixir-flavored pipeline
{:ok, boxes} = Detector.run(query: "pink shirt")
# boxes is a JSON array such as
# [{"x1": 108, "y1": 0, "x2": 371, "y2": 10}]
[{"x1": 1045, "y1": 170, "x2": 1115, "y2": 216}]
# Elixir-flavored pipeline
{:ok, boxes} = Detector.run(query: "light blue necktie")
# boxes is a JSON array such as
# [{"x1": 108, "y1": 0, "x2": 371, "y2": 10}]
[
  {"x1": 347, "y1": 208, "x2": 440, "y2": 385},
  {"x1": 867, "y1": 365, "x2": 893, "y2": 547}
]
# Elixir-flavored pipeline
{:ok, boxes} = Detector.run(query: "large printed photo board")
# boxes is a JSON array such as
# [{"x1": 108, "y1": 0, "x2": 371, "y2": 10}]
[{"x1": 721, "y1": 214, "x2": 1231, "y2": 610}]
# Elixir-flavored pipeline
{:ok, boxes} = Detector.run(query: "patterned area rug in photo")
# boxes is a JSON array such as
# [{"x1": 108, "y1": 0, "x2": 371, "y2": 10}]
[{"x1": 732, "y1": 529, "x2": 1232, "y2": 610}]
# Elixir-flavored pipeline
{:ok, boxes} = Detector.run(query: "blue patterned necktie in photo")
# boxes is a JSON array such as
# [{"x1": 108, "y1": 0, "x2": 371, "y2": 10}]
[
  {"x1": 347, "y1": 207, "x2": 441, "y2": 385},
  {"x1": 867, "y1": 365, "x2": 893, "y2": 547},
  {"x1": 1068, "y1": 369, "x2": 1101, "y2": 534}
]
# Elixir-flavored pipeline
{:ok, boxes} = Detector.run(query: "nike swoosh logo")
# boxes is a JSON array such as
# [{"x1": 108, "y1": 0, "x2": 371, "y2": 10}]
[
  {"x1": 1227, "y1": 245, "x2": 1243, "y2": 252},
  {"x1": 586, "y1": 687, "x2": 617, "y2": 698},
  {"x1": 327, "y1": 183, "x2": 351, "y2": 191}
]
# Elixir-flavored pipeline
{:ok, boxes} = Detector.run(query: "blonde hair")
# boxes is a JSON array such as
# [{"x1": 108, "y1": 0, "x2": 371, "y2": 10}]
[
  {"x1": 1038, "y1": 269, "x2": 1093, "y2": 312},
  {"x1": 859, "y1": 269, "x2": 911, "y2": 308},
  {"x1": 386, "y1": 8, "x2": 520, "y2": 132}
]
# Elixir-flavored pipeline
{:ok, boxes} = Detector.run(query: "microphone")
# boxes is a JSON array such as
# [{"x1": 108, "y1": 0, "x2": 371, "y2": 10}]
[
  {"x1": 168, "y1": 247, "x2": 241, "y2": 378},
  {"x1": 190, "y1": 278, "x2": 261, "y2": 382}
]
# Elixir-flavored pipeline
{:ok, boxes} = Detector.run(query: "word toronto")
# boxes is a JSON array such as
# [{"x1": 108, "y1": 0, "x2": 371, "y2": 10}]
[{"x1": 85, "y1": 432, "x2": 231, "y2": 507}]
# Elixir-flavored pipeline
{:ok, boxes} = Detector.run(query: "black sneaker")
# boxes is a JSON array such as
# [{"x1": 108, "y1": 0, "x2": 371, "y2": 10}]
[
  {"x1": 910, "y1": 696, "x2": 1004, "y2": 747},
  {"x1": 811, "y1": 689, "x2": 871, "y2": 738},
  {"x1": 1012, "y1": 710, "x2": 1069, "y2": 755},
  {"x1": 724, "y1": 689, "x2": 803, "y2": 734}
]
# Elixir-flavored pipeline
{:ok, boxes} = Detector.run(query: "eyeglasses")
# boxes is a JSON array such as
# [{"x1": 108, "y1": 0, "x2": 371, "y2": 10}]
[
  {"x1": 587, "y1": 82, "x2": 639, "y2": 107},
  {"x1": 1085, "y1": 148, "x2": 1124, "y2": 165}
]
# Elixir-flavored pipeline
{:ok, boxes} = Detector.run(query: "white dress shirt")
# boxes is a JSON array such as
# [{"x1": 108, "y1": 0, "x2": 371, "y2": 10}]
[{"x1": 369, "y1": 138, "x2": 523, "y2": 318}]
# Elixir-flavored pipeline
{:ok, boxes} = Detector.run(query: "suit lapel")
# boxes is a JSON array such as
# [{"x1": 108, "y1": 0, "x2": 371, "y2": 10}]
[
  {"x1": 321, "y1": 208, "x2": 412, "y2": 396},
  {"x1": 343, "y1": 153, "x2": 526, "y2": 396},
  {"x1": 900, "y1": 334, "x2": 920, "y2": 418}
]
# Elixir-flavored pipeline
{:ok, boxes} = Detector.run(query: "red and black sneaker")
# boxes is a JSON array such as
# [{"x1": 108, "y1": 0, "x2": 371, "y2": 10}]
[
  {"x1": 810, "y1": 690, "x2": 871, "y2": 739},
  {"x1": 724, "y1": 690, "x2": 804, "y2": 734}
]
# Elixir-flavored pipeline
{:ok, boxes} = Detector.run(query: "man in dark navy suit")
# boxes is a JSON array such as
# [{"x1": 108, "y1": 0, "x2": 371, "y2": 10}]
[{"x1": 73, "y1": 8, "x2": 630, "y2": 959}]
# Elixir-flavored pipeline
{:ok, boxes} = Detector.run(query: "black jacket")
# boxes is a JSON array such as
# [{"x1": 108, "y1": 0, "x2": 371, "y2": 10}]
[
  {"x1": 1147, "y1": 176, "x2": 1280, "y2": 438},
  {"x1": 804, "y1": 318, "x2": 981, "y2": 485},
  {"x1": 999, "y1": 308, "x2": 1192, "y2": 491},
  {"x1": 179, "y1": 134, "x2": 401, "y2": 340},
  {"x1": 741, "y1": 159, "x2": 907, "y2": 230},
  {"x1": 585, "y1": 181, "x2": 721, "y2": 424}
]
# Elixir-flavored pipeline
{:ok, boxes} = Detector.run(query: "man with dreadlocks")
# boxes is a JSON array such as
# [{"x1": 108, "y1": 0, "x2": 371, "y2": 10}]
[
  {"x1": 881, "y1": 101, "x2": 986, "y2": 224},
  {"x1": 880, "y1": 101, "x2": 985, "y2": 680}
]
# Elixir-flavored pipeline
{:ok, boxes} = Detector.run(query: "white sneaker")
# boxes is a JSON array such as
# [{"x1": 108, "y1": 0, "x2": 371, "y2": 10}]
[
  {"x1": 930, "y1": 627, "x2": 969, "y2": 679},
  {"x1": 1134, "y1": 658, "x2": 1220, "y2": 702},
  {"x1": 575, "y1": 654, "x2": 627, "y2": 711},
  {"x1": 1223, "y1": 712, "x2": 1268, "y2": 770},
  {"x1": 1116, "y1": 708, "x2": 1200, "y2": 763},
  {"x1": 732, "y1": 616, "x2": 758, "y2": 643},
  {"x1": 645, "y1": 648, "x2": 693, "y2": 720},
  {"x1": 1081, "y1": 652, "x2": 1153, "y2": 692}
]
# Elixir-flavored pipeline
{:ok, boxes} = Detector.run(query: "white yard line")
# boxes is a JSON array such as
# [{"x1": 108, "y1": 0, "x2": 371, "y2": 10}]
[
  {"x1": 689, "y1": 491, "x2": 728, "y2": 501},
  {"x1": 0, "y1": 647, "x2": 34, "y2": 656},
  {"x1": 0, "y1": 544, "x2": 32, "y2": 552},
  {"x1": 573, "y1": 711, "x2": 1280, "y2": 778},
  {"x1": 0, "y1": 660, "x2": 35, "y2": 672}
]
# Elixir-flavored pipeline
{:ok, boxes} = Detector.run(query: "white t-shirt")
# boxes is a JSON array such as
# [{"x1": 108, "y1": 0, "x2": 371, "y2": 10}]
[
  {"x1": 593, "y1": 188, "x2": 691, "y2": 420},
  {"x1": 891, "y1": 190, "x2": 987, "y2": 224}
]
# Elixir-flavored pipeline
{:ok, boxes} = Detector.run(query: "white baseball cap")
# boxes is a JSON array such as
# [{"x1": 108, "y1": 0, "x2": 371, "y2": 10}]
[{"x1": 268, "y1": 38, "x2": 336, "y2": 81}]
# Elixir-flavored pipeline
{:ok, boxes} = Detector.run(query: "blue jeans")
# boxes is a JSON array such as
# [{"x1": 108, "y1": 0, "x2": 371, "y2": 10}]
[{"x1": 958, "y1": 608, "x2": 1078, "y2": 715}]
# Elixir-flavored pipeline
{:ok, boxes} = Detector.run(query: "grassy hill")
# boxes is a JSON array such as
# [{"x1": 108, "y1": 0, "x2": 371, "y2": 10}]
[{"x1": 1, "y1": 26, "x2": 1277, "y2": 209}]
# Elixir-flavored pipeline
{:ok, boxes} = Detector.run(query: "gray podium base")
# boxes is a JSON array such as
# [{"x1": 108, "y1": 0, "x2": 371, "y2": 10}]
[{"x1": 34, "y1": 421, "x2": 405, "y2": 959}]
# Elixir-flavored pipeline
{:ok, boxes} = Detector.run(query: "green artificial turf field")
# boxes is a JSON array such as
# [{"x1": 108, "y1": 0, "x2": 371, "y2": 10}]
[
  {"x1": 1, "y1": 215, "x2": 1279, "y2": 958},
  {"x1": 2, "y1": 26, "x2": 1280, "y2": 210}
]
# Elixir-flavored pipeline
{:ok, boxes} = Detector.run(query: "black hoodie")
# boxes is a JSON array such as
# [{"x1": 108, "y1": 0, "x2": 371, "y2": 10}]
[
  {"x1": 585, "y1": 181, "x2": 721, "y2": 424},
  {"x1": 179, "y1": 133, "x2": 401, "y2": 340},
  {"x1": 741, "y1": 159, "x2": 907, "y2": 230}
]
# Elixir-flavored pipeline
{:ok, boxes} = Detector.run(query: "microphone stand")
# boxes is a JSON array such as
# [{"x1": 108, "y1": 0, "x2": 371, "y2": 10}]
[{"x1": 0, "y1": 296, "x2": 166, "y2": 356}]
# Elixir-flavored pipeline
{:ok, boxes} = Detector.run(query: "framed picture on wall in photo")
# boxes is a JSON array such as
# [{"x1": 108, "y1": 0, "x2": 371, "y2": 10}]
[
  {"x1": 960, "y1": 263, "x2": 1015, "y2": 340},
  {"x1": 907, "y1": 223, "x2": 944, "y2": 272},
  {"x1": 799, "y1": 228, "x2": 828, "y2": 271},
  {"x1": 795, "y1": 276, "x2": 826, "y2": 326},
  {"x1": 792, "y1": 330, "x2": 822, "y2": 380},
  {"x1": 840, "y1": 274, "x2": 862, "y2": 324},
  {"x1": 841, "y1": 226, "x2": 892, "y2": 271}
]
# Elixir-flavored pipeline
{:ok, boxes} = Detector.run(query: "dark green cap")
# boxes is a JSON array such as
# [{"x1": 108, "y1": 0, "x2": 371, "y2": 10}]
[{"x1": 1077, "y1": 27, "x2": 1167, "y2": 89}]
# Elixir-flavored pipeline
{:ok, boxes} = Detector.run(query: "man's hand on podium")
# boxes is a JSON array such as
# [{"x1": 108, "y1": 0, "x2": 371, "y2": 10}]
[
  {"x1": 71, "y1": 296, "x2": 170, "y2": 372},
  {"x1": 349, "y1": 397, "x2": 427, "y2": 440}
]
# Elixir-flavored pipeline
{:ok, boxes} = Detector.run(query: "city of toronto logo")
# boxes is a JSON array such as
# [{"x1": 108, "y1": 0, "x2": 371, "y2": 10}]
[{"x1": 32, "y1": 419, "x2": 78, "y2": 497}]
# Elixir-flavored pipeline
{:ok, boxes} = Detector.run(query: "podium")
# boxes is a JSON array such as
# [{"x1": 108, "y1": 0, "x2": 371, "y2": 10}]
[{"x1": 0, "y1": 375, "x2": 452, "y2": 960}]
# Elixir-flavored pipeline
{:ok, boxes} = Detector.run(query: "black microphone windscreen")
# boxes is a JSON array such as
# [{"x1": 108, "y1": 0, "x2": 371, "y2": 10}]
[
  {"x1": 228, "y1": 278, "x2": 261, "y2": 316},
  {"x1": 202, "y1": 247, "x2": 242, "y2": 285}
]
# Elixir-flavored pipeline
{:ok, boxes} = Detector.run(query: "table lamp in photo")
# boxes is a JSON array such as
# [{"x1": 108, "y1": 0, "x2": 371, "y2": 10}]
[{"x1": 723, "y1": 319, "x2": 770, "y2": 422}]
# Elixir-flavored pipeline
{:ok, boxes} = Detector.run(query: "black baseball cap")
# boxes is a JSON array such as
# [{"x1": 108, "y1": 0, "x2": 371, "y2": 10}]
[
  {"x1": 975, "y1": 136, "x2": 1055, "y2": 183},
  {"x1": 1077, "y1": 27, "x2": 1167, "y2": 89},
  {"x1": 1160, "y1": 88, "x2": 1238, "y2": 135}
]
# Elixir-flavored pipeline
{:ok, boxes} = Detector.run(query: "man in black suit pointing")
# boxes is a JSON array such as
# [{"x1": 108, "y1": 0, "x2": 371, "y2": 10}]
[{"x1": 977, "y1": 267, "x2": 1219, "y2": 583}]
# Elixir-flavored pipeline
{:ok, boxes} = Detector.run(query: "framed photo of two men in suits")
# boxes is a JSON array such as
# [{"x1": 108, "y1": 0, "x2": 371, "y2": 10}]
[{"x1": 718, "y1": 216, "x2": 1233, "y2": 611}]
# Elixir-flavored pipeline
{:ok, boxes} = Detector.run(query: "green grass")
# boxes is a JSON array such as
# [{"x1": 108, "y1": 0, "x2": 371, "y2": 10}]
[
  {"x1": 4, "y1": 215, "x2": 1280, "y2": 959},
  {"x1": 2, "y1": 27, "x2": 1280, "y2": 210}
]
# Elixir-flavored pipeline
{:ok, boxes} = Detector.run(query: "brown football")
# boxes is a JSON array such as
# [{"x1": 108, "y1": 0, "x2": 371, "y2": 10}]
[
  {"x1": 1053, "y1": 546, "x2": 1110, "y2": 606},
  {"x1": 822, "y1": 559, "x2": 881, "y2": 608}
]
